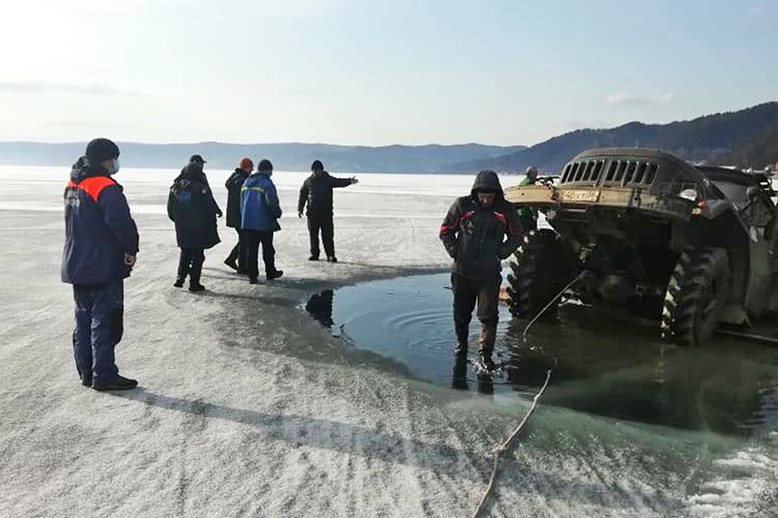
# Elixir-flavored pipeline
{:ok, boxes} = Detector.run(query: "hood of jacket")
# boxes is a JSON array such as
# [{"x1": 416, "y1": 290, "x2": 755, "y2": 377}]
[
  {"x1": 173, "y1": 163, "x2": 210, "y2": 186},
  {"x1": 470, "y1": 170, "x2": 504, "y2": 201},
  {"x1": 70, "y1": 156, "x2": 110, "y2": 184},
  {"x1": 248, "y1": 171, "x2": 272, "y2": 183}
]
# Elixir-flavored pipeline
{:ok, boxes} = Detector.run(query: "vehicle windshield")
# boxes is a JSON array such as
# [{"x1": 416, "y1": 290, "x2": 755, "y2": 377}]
[{"x1": 711, "y1": 180, "x2": 750, "y2": 207}]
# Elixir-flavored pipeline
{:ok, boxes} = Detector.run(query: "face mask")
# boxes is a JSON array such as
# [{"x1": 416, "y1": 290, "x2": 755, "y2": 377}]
[{"x1": 107, "y1": 159, "x2": 121, "y2": 175}]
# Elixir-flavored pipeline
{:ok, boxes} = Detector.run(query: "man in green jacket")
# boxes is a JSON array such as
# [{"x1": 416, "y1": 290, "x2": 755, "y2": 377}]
[{"x1": 518, "y1": 166, "x2": 539, "y2": 233}]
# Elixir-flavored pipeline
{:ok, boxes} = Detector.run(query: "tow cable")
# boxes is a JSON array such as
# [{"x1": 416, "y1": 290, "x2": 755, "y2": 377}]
[
  {"x1": 471, "y1": 275, "x2": 581, "y2": 517},
  {"x1": 470, "y1": 362, "x2": 555, "y2": 518},
  {"x1": 522, "y1": 272, "x2": 585, "y2": 340}
]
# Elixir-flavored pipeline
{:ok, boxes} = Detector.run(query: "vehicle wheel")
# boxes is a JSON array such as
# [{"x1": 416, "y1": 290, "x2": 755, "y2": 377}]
[
  {"x1": 507, "y1": 229, "x2": 575, "y2": 318},
  {"x1": 661, "y1": 247, "x2": 730, "y2": 346}
]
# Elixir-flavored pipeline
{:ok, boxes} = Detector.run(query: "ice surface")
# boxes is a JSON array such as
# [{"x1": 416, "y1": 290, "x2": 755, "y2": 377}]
[{"x1": 0, "y1": 165, "x2": 775, "y2": 518}]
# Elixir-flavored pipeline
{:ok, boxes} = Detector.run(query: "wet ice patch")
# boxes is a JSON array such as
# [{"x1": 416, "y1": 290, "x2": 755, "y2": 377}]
[{"x1": 303, "y1": 273, "x2": 778, "y2": 438}]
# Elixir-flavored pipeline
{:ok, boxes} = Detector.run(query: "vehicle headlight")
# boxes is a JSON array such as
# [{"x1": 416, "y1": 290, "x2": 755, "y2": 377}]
[{"x1": 679, "y1": 189, "x2": 698, "y2": 201}]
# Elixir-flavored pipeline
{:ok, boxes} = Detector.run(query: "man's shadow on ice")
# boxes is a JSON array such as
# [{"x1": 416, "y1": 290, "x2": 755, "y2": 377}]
[
  {"x1": 109, "y1": 389, "x2": 678, "y2": 509},
  {"x1": 111, "y1": 388, "x2": 479, "y2": 478}
]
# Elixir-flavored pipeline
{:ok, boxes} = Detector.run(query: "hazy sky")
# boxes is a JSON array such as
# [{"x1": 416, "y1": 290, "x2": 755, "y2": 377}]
[{"x1": 1, "y1": 0, "x2": 776, "y2": 146}]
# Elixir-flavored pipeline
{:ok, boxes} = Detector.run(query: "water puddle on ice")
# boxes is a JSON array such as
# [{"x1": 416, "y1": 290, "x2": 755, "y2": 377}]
[{"x1": 304, "y1": 273, "x2": 778, "y2": 438}]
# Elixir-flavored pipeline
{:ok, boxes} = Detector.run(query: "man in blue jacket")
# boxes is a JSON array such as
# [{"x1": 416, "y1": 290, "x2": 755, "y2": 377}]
[
  {"x1": 62, "y1": 138, "x2": 140, "y2": 391},
  {"x1": 240, "y1": 159, "x2": 283, "y2": 284}
]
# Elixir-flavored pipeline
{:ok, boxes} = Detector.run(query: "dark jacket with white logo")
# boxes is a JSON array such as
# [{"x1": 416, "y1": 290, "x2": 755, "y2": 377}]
[
  {"x1": 167, "y1": 164, "x2": 221, "y2": 249},
  {"x1": 61, "y1": 157, "x2": 139, "y2": 284},
  {"x1": 439, "y1": 171, "x2": 522, "y2": 279}
]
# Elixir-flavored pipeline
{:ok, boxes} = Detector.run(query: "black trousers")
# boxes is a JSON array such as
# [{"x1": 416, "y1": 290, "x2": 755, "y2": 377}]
[
  {"x1": 225, "y1": 228, "x2": 247, "y2": 271},
  {"x1": 451, "y1": 272, "x2": 501, "y2": 354},
  {"x1": 177, "y1": 248, "x2": 205, "y2": 285},
  {"x1": 308, "y1": 212, "x2": 335, "y2": 258},
  {"x1": 242, "y1": 230, "x2": 276, "y2": 280}
]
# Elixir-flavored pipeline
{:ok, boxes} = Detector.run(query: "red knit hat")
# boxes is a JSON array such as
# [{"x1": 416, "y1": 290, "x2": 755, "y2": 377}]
[{"x1": 239, "y1": 157, "x2": 254, "y2": 170}]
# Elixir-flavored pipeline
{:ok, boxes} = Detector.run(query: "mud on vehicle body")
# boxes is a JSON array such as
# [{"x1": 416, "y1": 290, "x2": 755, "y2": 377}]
[{"x1": 504, "y1": 148, "x2": 778, "y2": 345}]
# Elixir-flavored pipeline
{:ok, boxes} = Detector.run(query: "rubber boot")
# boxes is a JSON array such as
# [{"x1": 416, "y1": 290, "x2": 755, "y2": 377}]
[
  {"x1": 478, "y1": 320, "x2": 497, "y2": 371},
  {"x1": 454, "y1": 322, "x2": 469, "y2": 357}
]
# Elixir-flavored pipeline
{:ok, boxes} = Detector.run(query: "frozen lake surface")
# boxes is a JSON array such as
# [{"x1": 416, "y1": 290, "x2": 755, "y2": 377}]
[{"x1": 0, "y1": 165, "x2": 776, "y2": 517}]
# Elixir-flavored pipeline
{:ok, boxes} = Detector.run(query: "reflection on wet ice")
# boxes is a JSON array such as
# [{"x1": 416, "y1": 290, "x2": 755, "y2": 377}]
[{"x1": 303, "y1": 273, "x2": 778, "y2": 437}]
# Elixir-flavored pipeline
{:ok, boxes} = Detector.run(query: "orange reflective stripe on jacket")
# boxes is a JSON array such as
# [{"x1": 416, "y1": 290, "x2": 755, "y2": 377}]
[{"x1": 67, "y1": 176, "x2": 116, "y2": 202}]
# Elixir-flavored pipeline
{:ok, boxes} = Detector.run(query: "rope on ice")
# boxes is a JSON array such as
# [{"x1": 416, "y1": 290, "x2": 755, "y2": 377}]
[
  {"x1": 470, "y1": 269, "x2": 573, "y2": 517},
  {"x1": 470, "y1": 364, "x2": 554, "y2": 518}
]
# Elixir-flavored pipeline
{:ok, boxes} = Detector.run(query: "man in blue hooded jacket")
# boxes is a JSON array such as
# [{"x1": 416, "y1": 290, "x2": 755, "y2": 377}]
[
  {"x1": 62, "y1": 138, "x2": 140, "y2": 391},
  {"x1": 240, "y1": 159, "x2": 283, "y2": 284}
]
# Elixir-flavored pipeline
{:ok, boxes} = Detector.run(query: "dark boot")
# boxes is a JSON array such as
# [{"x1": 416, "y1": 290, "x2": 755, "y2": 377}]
[
  {"x1": 176, "y1": 249, "x2": 192, "y2": 285},
  {"x1": 267, "y1": 270, "x2": 284, "y2": 280},
  {"x1": 189, "y1": 250, "x2": 205, "y2": 291},
  {"x1": 92, "y1": 374, "x2": 138, "y2": 391},
  {"x1": 225, "y1": 243, "x2": 240, "y2": 271},
  {"x1": 478, "y1": 320, "x2": 497, "y2": 355},
  {"x1": 454, "y1": 321, "x2": 470, "y2": 357},
  {"x1": 478, "y1": 350, "x2": 496, "y2": 372}
]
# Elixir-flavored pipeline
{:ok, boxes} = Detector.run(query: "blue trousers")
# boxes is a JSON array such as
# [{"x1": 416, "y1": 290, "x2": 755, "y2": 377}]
[{"x1": 72, "y1": 280, "x2": 124, "y2": 383}]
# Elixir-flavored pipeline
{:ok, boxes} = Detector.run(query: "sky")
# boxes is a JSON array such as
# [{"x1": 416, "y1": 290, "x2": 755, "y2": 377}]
[{"x1": 0, "y1": 0, "x2": 776, "y2": 147}]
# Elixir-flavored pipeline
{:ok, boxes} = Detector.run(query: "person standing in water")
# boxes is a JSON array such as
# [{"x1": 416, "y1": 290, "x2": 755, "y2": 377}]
[
  {"x1": 297, "y1": 160, "x2": 358, "y2": 263},
  {"x1": 439, "y1": 170, "x2": 522, "y2": 371}
]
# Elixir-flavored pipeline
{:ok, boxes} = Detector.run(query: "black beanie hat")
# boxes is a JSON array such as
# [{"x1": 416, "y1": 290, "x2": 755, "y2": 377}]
[
  {"x1": 258, "y1": 159, "x2": 273, "y2": 172},
  {"x1": 311, "y1": 160, "x2": 324, "y2": 171},
  {"x1": 85, "y1": 138, "x2": 120, "y2": 163}
]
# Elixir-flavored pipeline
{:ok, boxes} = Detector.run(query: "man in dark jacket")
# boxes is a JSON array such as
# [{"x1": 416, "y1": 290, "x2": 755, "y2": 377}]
[
  {"x1": 62, "y1": 138, "x2": 140, "y2": 391},
  {"x1": 167, "y1": 155, "x2": 222, "y2": 292},
  {"x1": 241, "y1": 159, "x2": 283, "y2": 284},
  {"x1": 439, "y1": 170, "x2": 522, "y2": 371},
  {"x1": 224, "y1": 157, "x2": 253, "y2": 273},
  {"x1": 297, "y1": 160, "x2": 358, "y2": 262}
]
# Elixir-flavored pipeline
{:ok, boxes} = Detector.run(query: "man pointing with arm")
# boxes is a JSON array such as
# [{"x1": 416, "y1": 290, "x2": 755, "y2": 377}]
[{"x1": 298, "y1": 160, "x2": 358, "y2": 263}]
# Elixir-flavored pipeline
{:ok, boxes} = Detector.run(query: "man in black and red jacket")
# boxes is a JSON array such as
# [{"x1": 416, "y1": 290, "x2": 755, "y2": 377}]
[
  {"x1": 62, "y1": 138, "x2": 140, "y2": 391},
  {"x1": 439, "y1": 170, "x2": 522, "y2": 371}
]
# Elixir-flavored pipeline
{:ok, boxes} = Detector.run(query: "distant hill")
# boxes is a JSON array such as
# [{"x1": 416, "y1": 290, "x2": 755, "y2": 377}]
[
  {"x1": 718, "y1": 118, "x2": 778, "y2": 169},
  {"x1": 0, "y1": 142, "x2": 525, "y2": 174},
  {"x1": 445, "y1": 102, "x2": 778, "y2": 173}
]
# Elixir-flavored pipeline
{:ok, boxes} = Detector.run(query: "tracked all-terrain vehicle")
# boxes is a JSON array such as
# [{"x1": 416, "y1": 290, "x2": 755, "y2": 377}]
[{"x1": 504, "y1": 148, "x2": 778, "y2": 345}]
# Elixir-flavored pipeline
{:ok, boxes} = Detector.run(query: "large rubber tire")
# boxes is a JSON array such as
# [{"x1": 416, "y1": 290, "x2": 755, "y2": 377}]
[
  {"x1": 507, "y1": 229, "x2": 573, "y2": 318},
  {"x1": 661, "y1": 247, "x2": 730, "y2": 346}
]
